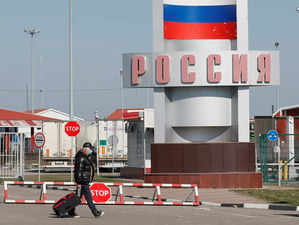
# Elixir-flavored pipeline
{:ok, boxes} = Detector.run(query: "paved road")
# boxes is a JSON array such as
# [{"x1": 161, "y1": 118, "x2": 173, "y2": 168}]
[
  {"x1": 1, "y1": 183, "x2": 298, "y2": 225},
  {"x1": 0, "y1": 203, "x2": 298, "y2": 225}
]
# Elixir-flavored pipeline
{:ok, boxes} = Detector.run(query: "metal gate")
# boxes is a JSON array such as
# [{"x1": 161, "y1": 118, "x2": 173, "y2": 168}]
[
  {"x1": 0, "y1": 133, "x2": 25, "y2": 178},
  {"x1": 259, "y1": 133, "x2": 299, "y2": 183}
]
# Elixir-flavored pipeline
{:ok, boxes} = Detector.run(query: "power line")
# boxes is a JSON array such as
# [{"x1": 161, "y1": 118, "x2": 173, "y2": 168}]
[{"x1": 0, "y1": 87, "x2": 121, "y2": 93}]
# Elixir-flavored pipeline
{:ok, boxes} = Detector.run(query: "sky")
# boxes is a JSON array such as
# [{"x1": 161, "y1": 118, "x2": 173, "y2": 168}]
[{"x1": 0, "y1": 0, "x2": 298, "y2": 120}]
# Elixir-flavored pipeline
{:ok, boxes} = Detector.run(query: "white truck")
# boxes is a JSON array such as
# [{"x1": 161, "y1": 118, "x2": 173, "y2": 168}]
[{"x1": 41, "y1": 120, "x2": 127, "y2": 172}]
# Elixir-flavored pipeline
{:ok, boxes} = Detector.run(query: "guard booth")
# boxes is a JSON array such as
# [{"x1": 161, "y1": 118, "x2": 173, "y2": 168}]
[{"x1": 0, "y1": 132, "x2": 25, "y2": 179}]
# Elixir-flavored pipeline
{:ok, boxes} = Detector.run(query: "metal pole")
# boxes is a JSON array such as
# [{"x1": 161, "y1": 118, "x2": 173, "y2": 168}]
[
  {"x1": 120, "y1": 70, "x2": 125, "y2": 166},
  {"x1": 97, "y1": 120, "x2": 100, "y2": 175},
  {"x1": 30, "y1": 37, "x2": 34, "y2": 114},
  {"x1": 274, "y1": 41, "x2": 280, "y2": 114},
  {"x1": 112, "y1": 121, "x2": 115, "y2": 174},
  {"x1": 69, "y1": 0, "x2": 73, "y2": 119},
  {"x1": 278, "y1": 143, "x2": 281, "y2": 187},
  {"x1": 38, "y1": 147, "x2": 41, "y2": 182},
  {"x1": 21, "y1": 134, "x2": 24, "y2": 179},
  {"x1": 143, "y1": 123, "x2": 146, "y2": 174},
  {"x1": 95, "y1": 111, "x2": 100, "y2": 176},
  {"x1": 24, "y1": 28, "x2": 40, "y2": 113},
  {"x1": 274, "y1": 137, "x2": 281, "y2": 187},
  {"x1": 26, "y1": 84, "x2": 29, "y2": 111},
  {"x1": 69, "y1": 0, "x2": 74, "y2": 182}
]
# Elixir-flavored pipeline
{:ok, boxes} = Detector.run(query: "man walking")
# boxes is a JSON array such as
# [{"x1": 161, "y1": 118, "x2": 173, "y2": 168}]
[{"x1": 69, "y1": 142, "x2": 104, "y2": 218}]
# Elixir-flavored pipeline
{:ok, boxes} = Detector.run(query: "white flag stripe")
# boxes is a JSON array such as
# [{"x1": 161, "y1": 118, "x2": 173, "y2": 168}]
[{"x1": 163, "y1": 0, "x2": 236, "y2": 6}]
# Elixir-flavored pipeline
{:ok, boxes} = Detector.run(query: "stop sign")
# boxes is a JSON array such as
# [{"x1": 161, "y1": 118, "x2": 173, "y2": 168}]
[
  {"x1": 90, "y1": 183, "x2": 111, "y2": 203},
  {"x1": 65, "y1": 121, "x2": 80, "y2": 137}
]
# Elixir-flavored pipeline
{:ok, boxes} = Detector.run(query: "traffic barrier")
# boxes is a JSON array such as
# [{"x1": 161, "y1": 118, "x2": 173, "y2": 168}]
[{"x1": 4, "y1": 181, "x2": 199, "y2": 206}]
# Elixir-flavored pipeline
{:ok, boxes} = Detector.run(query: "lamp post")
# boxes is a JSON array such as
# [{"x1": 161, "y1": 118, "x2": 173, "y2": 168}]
[
  {"x1": 94, "y1": 111, "x2": 100, "y2": 176},
  {"x1": 274, "y1": 41, "x2": 280, "y2": 114},
  {"x1": 24, "y1": 28, "x2": 40, "y2": 114}
]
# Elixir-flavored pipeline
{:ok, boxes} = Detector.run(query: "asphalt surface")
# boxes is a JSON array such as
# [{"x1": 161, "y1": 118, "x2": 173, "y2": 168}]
[
  {"x1": 0, "y1": 184, "x2": 298, "y2": 225},
  {"x1": 0, "y1": 203, "x2": 298, "y2": 225}
]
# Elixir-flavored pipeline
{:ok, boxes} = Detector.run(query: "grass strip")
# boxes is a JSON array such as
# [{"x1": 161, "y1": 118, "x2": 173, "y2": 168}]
[{"x1": 233, "y1": 189, "x2": 299, "y2": 206}]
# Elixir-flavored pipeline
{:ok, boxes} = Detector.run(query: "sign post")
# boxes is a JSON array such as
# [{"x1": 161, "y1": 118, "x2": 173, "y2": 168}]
[
  {"x1": 267, "y1": 130, "x2": 280, "y2": 186},
  {"x1": 65, "y1": 121, "x2": 80, "y2": 182},
  {"x1": 34, "y1": 132, "x2": 45, "y2": 182}
]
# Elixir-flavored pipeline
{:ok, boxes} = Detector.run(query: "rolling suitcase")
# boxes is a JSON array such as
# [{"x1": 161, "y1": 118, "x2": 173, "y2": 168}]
[{"x1": 52, "y1": 192, "x2": 81, "y2": 218}]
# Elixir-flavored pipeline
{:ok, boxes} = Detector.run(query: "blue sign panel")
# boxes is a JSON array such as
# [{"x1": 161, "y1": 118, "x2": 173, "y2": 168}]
[
  {"x1": 267, "y1": 130, "x2": 278, "y2": 142},
  {"x1": 12, "y1": 135, "x2": 18, "y2": 143}
]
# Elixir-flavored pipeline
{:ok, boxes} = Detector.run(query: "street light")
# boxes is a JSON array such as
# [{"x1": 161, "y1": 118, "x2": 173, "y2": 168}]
[
  {"x1": 94, "y1": 111, "x2": 100, "y2": 176},
  {"x1": 274, "y1": 41, "x2": 280, "y2": 115},
  {"x1": 24, "y1": 28, "x2": 40, "y2": 114}
]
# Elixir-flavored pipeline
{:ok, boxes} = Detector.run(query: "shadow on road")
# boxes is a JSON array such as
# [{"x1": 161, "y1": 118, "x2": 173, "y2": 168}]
[{"x1": 274, "y1": 213, "x2": 299, "y2": 218}]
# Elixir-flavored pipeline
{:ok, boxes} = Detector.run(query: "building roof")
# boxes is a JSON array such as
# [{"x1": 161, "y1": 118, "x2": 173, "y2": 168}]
[
  {"x1": 0, "y1": 108, "x2": 58, "y2": 127},
  {"x1": 273, "y1": 104, "x2": 299, "y2": 117},
  {"x1": 24, "y1": 108, "x2": 84, "y2": 121},
  {"x1": 106, "y1": 108, "x2": 143, "y2": 120},
  {"x1": 24, "y1": 108, "x2": 48, "y2": 114}
]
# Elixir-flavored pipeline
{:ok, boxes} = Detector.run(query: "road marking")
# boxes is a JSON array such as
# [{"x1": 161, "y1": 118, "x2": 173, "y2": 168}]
[
  {"x1": 229, "y1": 213, "x2": 257, "y2": 218},
  {"x1": 198, "y1": 207, "x2": 211, "y2": 211},
  {"x1": 244, "y1": 203, "x2": 269, "y2": 209}
]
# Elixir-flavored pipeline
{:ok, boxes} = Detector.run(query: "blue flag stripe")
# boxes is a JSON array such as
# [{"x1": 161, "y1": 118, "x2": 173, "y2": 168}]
[{"x1": 164, "y1": 4, "x2": 236, "y2": 23}]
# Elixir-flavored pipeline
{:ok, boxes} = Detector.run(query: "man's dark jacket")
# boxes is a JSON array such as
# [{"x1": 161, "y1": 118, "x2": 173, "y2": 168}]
[{"x1": 74, "y1": 151, "x2": 95, "y2": 185}]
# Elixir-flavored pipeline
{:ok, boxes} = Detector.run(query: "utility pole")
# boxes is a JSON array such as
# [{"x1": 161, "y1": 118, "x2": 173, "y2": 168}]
[{"x1": 24, "y1": 28, "x2": 40, "y2": 114}]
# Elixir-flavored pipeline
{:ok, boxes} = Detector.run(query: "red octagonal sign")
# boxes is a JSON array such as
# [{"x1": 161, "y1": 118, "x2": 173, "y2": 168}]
[
  {"x1": 90, "y1": 183, "x2": 111, "y2": 203},
  {"x1": 65, "y1": 121, "x2": 80, "y2": 137}
]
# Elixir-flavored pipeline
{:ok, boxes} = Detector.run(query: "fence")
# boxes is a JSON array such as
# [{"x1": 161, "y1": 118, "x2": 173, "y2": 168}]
[
  {"x1": 259, "y1": 133, "x2": 299, "y2": 184},
  {"x1": 0, "y1": 133, "x2": 25, "y2": 179}
]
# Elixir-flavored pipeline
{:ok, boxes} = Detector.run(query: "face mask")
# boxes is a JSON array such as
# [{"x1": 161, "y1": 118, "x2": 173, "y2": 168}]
[{"x1": 87, "y1": 150, "x2": 93, "y2": 156}]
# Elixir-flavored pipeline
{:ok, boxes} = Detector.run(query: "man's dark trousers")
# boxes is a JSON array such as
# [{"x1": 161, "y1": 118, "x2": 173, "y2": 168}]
[{"x1": 69, "y1": 184, "x2": 98, "y2": 216}]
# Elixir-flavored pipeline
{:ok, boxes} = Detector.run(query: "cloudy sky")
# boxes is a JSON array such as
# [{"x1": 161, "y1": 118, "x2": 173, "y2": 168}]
[{"x1": 0, "y1": 0, "x2": 298, "y2": 120}]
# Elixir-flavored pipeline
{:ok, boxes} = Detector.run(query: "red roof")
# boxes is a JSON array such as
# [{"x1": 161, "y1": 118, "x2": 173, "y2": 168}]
[
  {"x1": 273, "y1": 104, "x2": 299, "y2": 117},
  {"x1": 24, "y1": 108, "x2": 48, "y2": 114},
  {"x1": 0, "y1": 108, "x2": 56, "y2": 121},
  {"x1": 106, "y1": 108, "x2": 143, "y2": 120},
  {"x1": 0, "y1": 108, "x2": 58, "y2": 127}
]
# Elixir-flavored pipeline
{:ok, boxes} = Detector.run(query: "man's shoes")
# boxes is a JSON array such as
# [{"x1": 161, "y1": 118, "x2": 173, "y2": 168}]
[{"x1": 94, "y1": 210, "x2": 104, "y2": 218}]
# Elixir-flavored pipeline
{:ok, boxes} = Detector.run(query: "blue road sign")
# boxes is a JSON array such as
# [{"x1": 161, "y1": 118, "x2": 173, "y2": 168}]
[{"x1": 267, "y1": 130, "x2": 278, "y2": 142}]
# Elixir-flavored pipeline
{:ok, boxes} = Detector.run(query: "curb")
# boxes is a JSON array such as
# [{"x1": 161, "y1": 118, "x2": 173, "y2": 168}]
[{"x1": 200, "y1": 201, "x2": 299, "y2": 211}]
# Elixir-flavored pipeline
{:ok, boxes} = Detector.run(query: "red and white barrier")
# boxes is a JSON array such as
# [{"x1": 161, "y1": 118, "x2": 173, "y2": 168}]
[{"x1": 3, "y1": 181, "x2": 199, "y2": 206}]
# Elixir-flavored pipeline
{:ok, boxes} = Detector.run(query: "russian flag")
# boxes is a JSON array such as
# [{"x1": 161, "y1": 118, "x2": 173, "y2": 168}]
[{"x1": 164, "y1": 0, "x2": 237, "y2": 40}]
